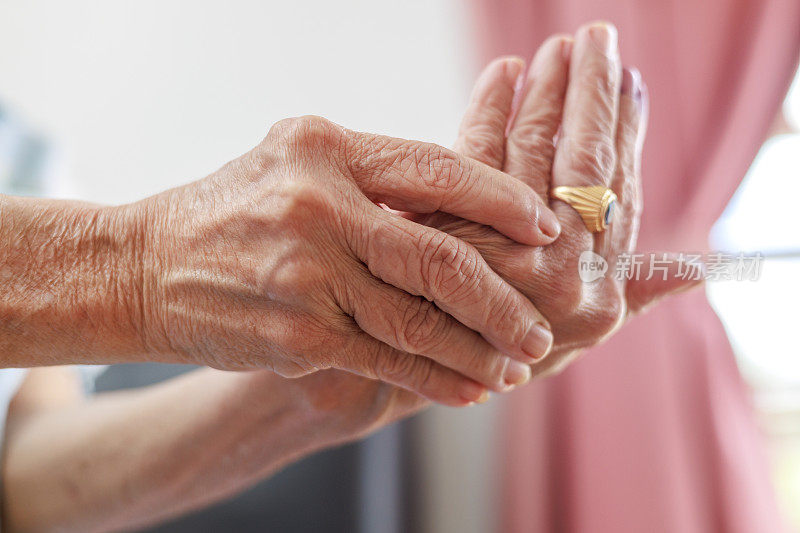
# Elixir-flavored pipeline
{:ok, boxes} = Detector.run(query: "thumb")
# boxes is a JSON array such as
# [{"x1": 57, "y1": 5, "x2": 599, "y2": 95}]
[{"x1": 625, "y1": 253, "x2": 705, "y2": 315}]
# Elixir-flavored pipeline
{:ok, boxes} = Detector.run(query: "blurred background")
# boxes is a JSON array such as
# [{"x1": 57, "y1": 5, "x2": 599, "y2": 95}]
[{"x1": 0, "y1": 1, "x2": 797, "y2": 531}]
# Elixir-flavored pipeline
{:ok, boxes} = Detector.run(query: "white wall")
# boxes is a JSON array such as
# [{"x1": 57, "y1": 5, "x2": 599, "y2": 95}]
[{"x1": 0, "y1": 0, "x2": 475, "y2": 204}]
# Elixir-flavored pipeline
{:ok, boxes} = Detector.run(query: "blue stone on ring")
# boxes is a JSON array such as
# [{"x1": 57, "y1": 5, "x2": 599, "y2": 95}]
[{"x1": 603, "y1": 199, "x2": 616, "y2": 226}]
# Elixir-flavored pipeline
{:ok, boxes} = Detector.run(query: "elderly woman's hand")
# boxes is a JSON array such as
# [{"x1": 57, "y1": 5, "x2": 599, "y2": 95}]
[
  {"x1": 122, "y1": 119, "x2": 564, "y2": 406},
  {"x1": 420, "y1": 22, "x2": 702, "y2": 379},
  {"x1": 267, "y1": 23, "x2": 705, "y2": 445}
]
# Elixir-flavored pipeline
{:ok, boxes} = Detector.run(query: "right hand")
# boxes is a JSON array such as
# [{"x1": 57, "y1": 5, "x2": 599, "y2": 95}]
[
  {"x1": 425, "y1": 22, "x2": 702, "y2": 379},
  {"x1": 125, "y1": 117, "x2": 560, "y2": 406}
]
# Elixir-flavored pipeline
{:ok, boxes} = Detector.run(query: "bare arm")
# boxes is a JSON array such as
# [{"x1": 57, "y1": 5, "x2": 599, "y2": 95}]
[
  {"x1": 0, "y1": 196, "x2": 148, "y2": 367},
  {"x1": 1, "y1": 367, "x2": 384, "y2": 532}
]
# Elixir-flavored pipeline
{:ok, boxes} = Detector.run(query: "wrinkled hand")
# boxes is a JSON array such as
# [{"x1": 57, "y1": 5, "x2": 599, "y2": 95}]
[
  {"x1": 421, "y1": 22, "x2": 702, "y2": 378},
  {"x1": 252, "y1": 23, "x2": 706, "y2": 448},
  {"x1": 266, "y1": 22, "x2": 694, "y2": 446},
  {"x1": 127, "y1": 117, "x2": 562, "y2": 405}
]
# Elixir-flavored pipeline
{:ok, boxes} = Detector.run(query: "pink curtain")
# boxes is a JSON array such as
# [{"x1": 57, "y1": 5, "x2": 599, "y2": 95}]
[{"x1": 470, "y1": 1, "x2": 800, "y2": 531}]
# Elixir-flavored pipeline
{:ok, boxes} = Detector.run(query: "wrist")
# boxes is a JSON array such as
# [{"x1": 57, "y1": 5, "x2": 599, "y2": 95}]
[
  {"x1": 89, "y1": 201, "x2": 153, "y2": 359},
  {"x1": 0, "y1": 195, "x2": 150, "y2": 364},
  {"x1": 114, "y1": 189, "x2": 201, "y2": 364}
]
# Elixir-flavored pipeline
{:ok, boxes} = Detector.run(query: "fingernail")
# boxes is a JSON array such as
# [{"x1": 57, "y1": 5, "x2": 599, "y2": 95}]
[
  {"x1": 503, "y1": 360, "x2": 532, "y2": 389},
  {"x1": 522, "y1": 323, "x2": 553, "y2": 360},
  {"x1": 639, "y1": 79, "x2": 649, "y2": 111},
  {"x1": 504, "y1": 57, "x2": 525, "y2": 86},
  {"x1": 587, "y1": 22, "x2": 618, "y2": 54},
  {"x1": 459, "y1": 381, "x2": 488, "y2": 404},
  {"x1": 538, "y1": 208, "x2": 561, "y2": 239},
  {"x1": 562, "y1": 37, "x2": 574, "y2": 61},
  {"x1": 621, "y1": 67, "x2": 642, "y2": 103}
]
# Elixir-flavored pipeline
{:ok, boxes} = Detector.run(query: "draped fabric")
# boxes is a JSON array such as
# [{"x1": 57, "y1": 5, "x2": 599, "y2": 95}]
[{"x1": 469, "y1": 1, "x2": 800, "y2": 531}]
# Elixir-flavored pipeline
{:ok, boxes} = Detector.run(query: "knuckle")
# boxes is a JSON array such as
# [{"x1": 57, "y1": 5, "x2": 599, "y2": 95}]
[
  {"x1": 458, "y1": 126, "x2": 505, "y2": 167},
  {"x1": 418, "y1": 233, "x2": 481, "y2": 301},
  {"x1": 343, "y1": 134, "x2": 397, "y2": 185},
  {"x1": 271, "y1": 316, "x2": 336, "y2": 366},
  {"x1": 509, "y1": 124, "x2": 555, "y2": 160},
  {"x1": 598, "y1": 288, "x2": 626, "y2": 335},
  {"x1": 266, "y1": 117, "x2": 297, "y2": 141},
  {"x1": 574, "y1": 288, "x2": 625, "y2": 342},
  {"x1": 395, "y1": 300, "x2": 449, "y2": 353},
  {"x1": 577, "y1": 65, "x2": 617, "y2": 98},
  {"x1": 507, "y1": 127, "x2": 555, "y2": 177},
  {"x1": 564, "y1": 134, "x2": 616, "y2": 182},
  {"x1": 268, "y1": 115, "x2": 340, "y2": 156},
  {"x1": 482, "y1": 355, "x2": 510, "y2": 388},
  {"x1": 487, "y1": 290, "x2": 530, "y2": 345},
  {"x1": 412, "y1": 358, "x2": 436, "y2": 392},
  {"x1": 377, "y1": 353, "x2": 433, "y2": 391},
  {"x1": 617, "y1": 119, "x2": 639, "y2": 148},
  {"x1": 377, "y1": 353, "x2": 414, "y2": 383},
  {"x1": 407, "y1": 142, "x2": 466, "y2": 191}
]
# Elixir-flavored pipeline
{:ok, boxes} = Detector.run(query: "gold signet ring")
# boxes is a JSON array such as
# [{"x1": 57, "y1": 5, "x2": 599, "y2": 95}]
[{"x1": 550, "y1": 185, "x2": 617, "y2": 233}]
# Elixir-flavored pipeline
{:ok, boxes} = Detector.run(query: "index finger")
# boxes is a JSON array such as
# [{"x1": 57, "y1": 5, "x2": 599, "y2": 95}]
[
  {"x1": 552, "y1": 21, "x2": 622, "y2": 189},
  {"x1": 344, "y1": 131, "x2": 561, "y2": 245}
]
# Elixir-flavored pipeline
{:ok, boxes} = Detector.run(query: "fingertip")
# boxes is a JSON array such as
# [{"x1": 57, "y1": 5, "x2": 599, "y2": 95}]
[
  {"x1": 562, "y1": 37, "x2": 575, "y2": 61},
  {"x1": 523, "y1": 189, "x2": 561, "y2": 243},
  {"x1": 579, "y1": 21, "x2": 618, "y2": 54},
  {"x1": 502, "y1": 359, "x2": 532, "y2": 391},
  {"x1": 457, "y1": 379, "x2": 489, "y2": 406},
  {"x1": 537, "y1": 205, "x2": 562, "y2": 241},
  {"x1": 480, "y1": 55, "x2": 526, "y2": 91},
  {"x1": 621, "y1": 66, "x2": 642, "y2": 98},
  {"x1": 530, "y1": 33, "x2": 573, "y2": 76},
  {"x1": 510, "y1": 188, "x2": 562, "y2": 245},
  {"x1": 501, "y1": 56, "x2": 526, "y2": 86},
  {"x1": 403, "y1": 373, "x2": 483, "y2": 408}
]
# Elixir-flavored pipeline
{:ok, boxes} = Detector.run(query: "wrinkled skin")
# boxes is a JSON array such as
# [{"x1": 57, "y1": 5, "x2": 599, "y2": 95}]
[
  {"x1": 131, "y1": 115, "x2": 564, "y2": 406},
  {"x1": 283, "y1": 22, "x2": 702, "y2": 437},
  {"x1": 431, "y1": 24, "x2": 700, "y2": 378},
  {"x1": 0, "y1": 24, "x2": 705, "y2": 533},
  {"x1": 426, "y1": 24, "x2": 644, "y2": 377}
]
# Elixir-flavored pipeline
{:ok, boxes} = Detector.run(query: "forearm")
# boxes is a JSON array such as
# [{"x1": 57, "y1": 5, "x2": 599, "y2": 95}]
[
  {"x1": 2, "y1": 368, "x2": 331, "y2": 532},
  {"x1": 0, "y1": 195, "x2": 148, "y2": 366}
]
